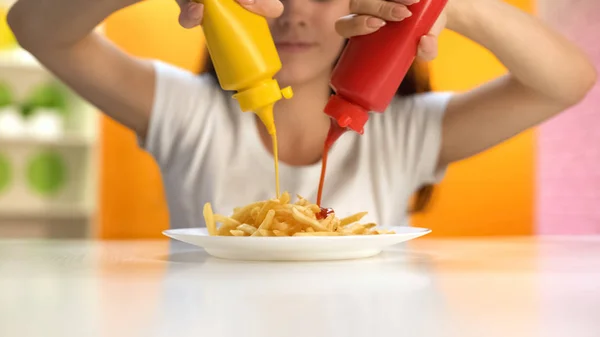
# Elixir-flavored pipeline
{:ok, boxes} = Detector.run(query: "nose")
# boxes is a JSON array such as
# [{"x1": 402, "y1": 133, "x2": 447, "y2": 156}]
[{"x1": 277, "y1": 0, "x2": 308, "y2": 28}]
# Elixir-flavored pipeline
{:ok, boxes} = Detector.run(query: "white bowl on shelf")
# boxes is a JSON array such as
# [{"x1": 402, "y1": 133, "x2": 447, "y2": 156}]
[
  {"x1": 25, "y1": 108, "x2": 65, "y2": 140},
  {"x1": 0, "y1": 106, "x2": 25, "y2": 138}
]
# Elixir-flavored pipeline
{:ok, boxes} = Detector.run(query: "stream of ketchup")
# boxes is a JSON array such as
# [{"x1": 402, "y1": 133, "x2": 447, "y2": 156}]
[{"x1": 316, "y1": 118, "x2": 348, "y2": 218}]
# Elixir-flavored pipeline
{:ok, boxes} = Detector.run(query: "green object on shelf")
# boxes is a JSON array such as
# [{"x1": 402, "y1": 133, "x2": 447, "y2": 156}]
[
  {"x1": 21, "y1": 82, "x2": 69, "y2": 117},
  {"x1": 0, "y1": 81, "x2": 14, "y2": 108},
  {"x1": 0, "y1": 153, "x2": 11, "y2": 194},
  {"x1": 27, "y1": 151, "x2": 67, "y2": 195}
]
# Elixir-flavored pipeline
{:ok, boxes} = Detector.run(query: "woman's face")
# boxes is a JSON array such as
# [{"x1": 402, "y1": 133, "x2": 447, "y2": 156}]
[{"x1": 268, "y1": 0, "x2": 349, "y2": 87}]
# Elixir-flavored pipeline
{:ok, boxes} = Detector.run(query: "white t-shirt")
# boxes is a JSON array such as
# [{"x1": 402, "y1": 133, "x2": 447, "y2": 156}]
[{"x1": 142, "y1": 61, "x2": 452, "y2": 229}]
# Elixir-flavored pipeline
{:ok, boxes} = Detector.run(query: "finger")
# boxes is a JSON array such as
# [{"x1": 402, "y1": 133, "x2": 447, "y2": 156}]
[
  {"x1": 389, "y1": 0, "x2": 421, "y2": 4},
  {"x1": 335, "y1": 14, "x2": 386, "y2": 38},
  {"x1": 178, "y1": 1, "x2": 204, "y2": 29},
  {"x1": 237, "y1": 0, "x2": 284, "y2": 18},
  {"x1": 349, "y1": 0, "x2": 412, "y2": 21},
  {"x1": 417, "y1": 35, "x2": 438, "y2": 62}
]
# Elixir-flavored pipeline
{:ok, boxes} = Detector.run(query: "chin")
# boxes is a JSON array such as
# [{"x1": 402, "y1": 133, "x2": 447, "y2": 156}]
[
  {"x1": 276, "y1": 65, "x2": 323, "y2": 87},
  {"x1": 276, "y1": 71, "x2": 309, "y2": 87}
]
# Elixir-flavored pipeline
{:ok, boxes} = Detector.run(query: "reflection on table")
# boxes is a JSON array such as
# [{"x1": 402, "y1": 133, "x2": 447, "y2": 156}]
[{"x1": 1, "y1": 237, "x2": 599, "y2": 337}]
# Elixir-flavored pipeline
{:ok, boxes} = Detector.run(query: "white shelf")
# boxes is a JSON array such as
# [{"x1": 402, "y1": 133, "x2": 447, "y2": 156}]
[
  {"x1": 0, "y1": 31, "x2": 101, "y2": 237},
  {"x1": 0, "y1": 134, "x2": 93, "y2": 148},
  {"x1": 0, "y1": 207, "x2": 93, "y2": 220},
  {"x1": 0, "y1": 48, "x2": 43, "y2": 71}
]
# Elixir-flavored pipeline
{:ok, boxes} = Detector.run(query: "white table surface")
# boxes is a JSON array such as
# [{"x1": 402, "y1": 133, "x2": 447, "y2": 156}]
[{"x1": 1, "y1": 237, "x2": 599, "y2": 337}]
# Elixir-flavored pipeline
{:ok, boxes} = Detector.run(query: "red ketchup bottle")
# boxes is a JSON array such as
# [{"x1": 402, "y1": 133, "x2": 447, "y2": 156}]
[{"x1": 316, "y1": 0, "x2": 448, "y2": 207}]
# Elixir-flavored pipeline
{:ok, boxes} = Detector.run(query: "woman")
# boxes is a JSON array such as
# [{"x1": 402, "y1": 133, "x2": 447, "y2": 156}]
[{"x1": 8, "y1": 0, "x2": 596, "y2": 228}]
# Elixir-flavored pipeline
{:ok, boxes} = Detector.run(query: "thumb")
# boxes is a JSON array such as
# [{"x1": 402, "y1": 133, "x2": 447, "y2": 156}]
[
  {"x1": 417, "y1": 34, "x2": 438, "y2": 62},
  {"x1": 178, "y1": 0, "x2": 204, "y2": 29},
  {"x1": 416, "y1": 12, "x2": 445, "y2": 62}
]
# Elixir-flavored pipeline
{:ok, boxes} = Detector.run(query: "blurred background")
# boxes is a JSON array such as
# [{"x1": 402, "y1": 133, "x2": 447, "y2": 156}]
[{"x1": 0, "y1": 0, "x2": 598, "y2": 239}]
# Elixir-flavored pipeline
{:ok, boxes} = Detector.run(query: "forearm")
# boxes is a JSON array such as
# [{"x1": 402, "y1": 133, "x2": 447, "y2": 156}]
[
  {"x1": 447, "y1": 0, "x2": 596, "y2": 105},
  {"x1": 8, "y1": 0, "x2": 138, "y2": 51},
  {"x1": 7, "y1": 0, "x2": 154, "y2": 137}
]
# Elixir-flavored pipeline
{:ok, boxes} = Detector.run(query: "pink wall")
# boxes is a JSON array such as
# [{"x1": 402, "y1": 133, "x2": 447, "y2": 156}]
[{"x1": 537, "y1": 0, "x2": 600, "y2": 234}]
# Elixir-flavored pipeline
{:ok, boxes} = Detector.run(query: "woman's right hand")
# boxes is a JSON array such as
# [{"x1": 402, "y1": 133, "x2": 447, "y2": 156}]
[{"x1": 176, "y1": 0, "x2": 284, "y2": 28}]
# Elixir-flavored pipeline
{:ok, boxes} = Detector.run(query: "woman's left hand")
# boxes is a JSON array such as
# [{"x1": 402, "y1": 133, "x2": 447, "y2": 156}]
[{"x1": 335, "y1": 0, "x2": 449, "y2": 61}]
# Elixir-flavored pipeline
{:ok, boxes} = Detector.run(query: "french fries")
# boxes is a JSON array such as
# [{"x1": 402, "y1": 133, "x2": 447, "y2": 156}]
[
  {"x1": 203, "y1": 203, "x2": 217, "y2": 236},
  {"x1": 203, "y1": 192, "x2": 395, "y2": 237}
]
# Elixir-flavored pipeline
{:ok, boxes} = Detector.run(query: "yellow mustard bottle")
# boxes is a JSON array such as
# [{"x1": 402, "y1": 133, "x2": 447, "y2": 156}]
[{"x1": 197, "y1": 0, "x2": 293, "y2": 197}]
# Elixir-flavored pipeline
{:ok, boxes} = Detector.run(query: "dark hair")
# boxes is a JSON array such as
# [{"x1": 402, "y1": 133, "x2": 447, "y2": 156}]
[{"x1": 202, "y1": 53, "x2": 435, "y2": 213}]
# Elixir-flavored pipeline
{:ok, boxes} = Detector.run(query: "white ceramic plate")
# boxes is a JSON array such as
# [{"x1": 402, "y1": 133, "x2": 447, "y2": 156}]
[{"x1": 163, "y1": 226, "x2": 431, "y2": 261}]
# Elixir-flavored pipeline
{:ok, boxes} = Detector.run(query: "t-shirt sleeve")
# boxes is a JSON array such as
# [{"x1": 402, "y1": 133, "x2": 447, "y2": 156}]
[
  {"x1": 385, "y1": 92, "x2": 453, "y2": 189},
  {"x1": 141, "y1": 60, "x2": 221, "y2": 169}
]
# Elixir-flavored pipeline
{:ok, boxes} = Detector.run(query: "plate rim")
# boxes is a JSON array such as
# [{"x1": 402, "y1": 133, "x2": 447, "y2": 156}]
[{"x1": 163, "y1": 226, "x2": 432, "y2": 240}]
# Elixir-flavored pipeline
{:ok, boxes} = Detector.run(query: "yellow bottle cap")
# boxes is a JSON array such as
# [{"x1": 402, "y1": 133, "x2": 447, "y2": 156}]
[{"x1": 232, "y1": 79, "x2": 293, "y2": 112}]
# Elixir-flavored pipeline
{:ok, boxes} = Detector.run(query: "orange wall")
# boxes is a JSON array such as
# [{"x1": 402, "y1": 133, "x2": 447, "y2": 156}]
[
  {"x1": 99, "y1": 0, "x2": 205, "y2": 239},
  {"x1": 413, "y1": 0, "x2": 535, "y2": 236},
  {"x1": 99, "y1": 0, "x2": 534, "y2": 238}
]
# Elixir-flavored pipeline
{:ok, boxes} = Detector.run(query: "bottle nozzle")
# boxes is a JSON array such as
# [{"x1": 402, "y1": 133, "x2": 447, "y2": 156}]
[
  {"x1": 232, "y1": 79, "x2": 293, "y2": 113},
  {"x1": 324, "y1": 94, "x2": 369, "y2": 135},
  {"x1": 255, "y1": 105, "x2": 276, "y2": 135}
]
